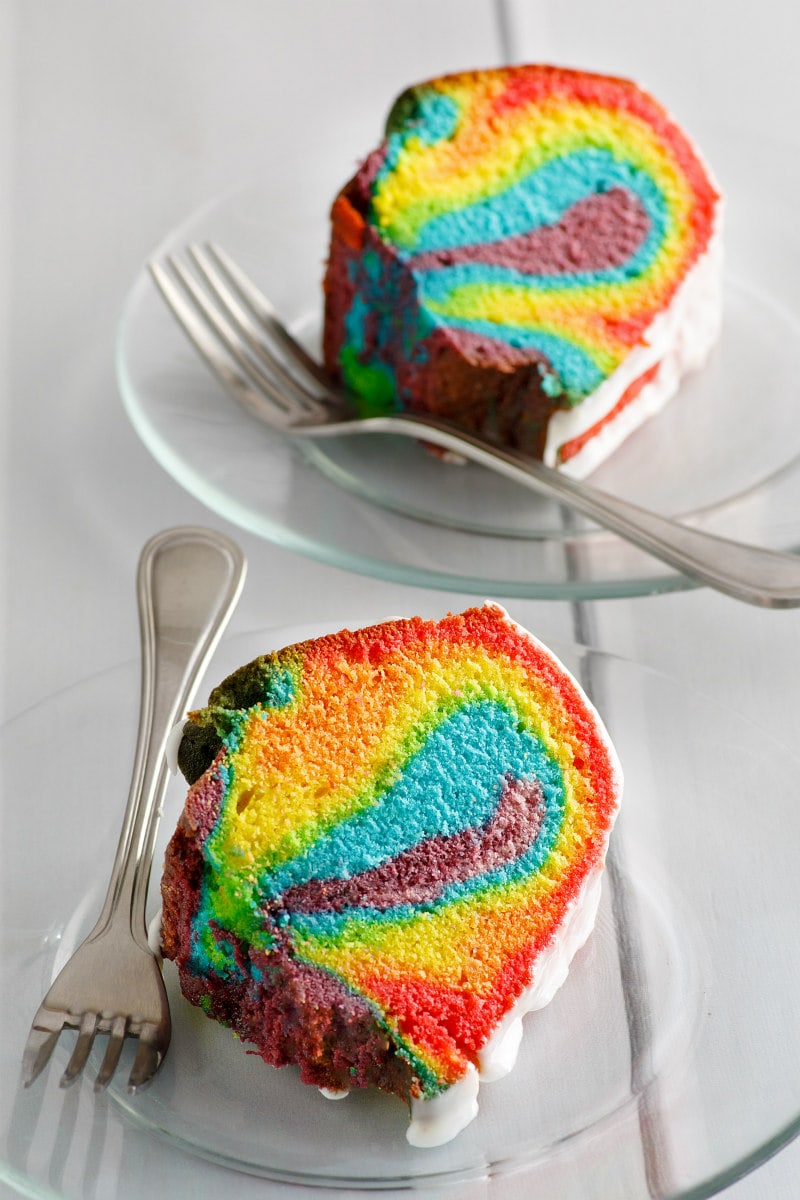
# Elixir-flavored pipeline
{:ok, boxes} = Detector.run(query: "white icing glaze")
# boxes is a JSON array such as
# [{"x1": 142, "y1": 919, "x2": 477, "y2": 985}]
[
  {"x1": 147, "y1": 907, "x2": 163, "y2": 957},
  {"x1": 543, "y1": 210, "x2": 724, "y2": 478},
  {"x1": 407, "y1": 1063, "x2": 480, "y2": 1148},
  {"x1": 165, "y1": 718, "x2": 187, "y2": 775}
]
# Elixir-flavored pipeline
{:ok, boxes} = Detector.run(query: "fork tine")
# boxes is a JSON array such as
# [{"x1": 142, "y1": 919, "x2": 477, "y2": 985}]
[
  {"x1": 204, "y1": 241, "x2": 332, "y2": 387},
  {"x1": 186, "y1": 244, "x2": 326, "y2": 418},
  {"x1": 60, "y1": 1011, "x2": 99, "y2": 1088},
  {"x1": 166, "y1": 252, "x2": 307, "y2": 415},
  {"x1": 149, "y1": 259, "x2": 295, "y2": 429},
  {"x1": 21, "y1": 1011, "x2": 65, "y2": 1087},
  {"x1": 127, "y1": 1025, "x2": 164, "y2": 1092},
  {"x1": 94, "y1": 1014, "x2": 128, "y2": 1092},
  {"x1": 155, "y1": 254, "x2": 323, "y2": 423}
]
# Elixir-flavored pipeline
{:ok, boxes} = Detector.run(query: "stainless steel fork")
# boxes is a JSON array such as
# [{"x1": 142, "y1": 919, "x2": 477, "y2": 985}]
[
  {"x1": 21, "y1": 526, "x2": 246, "y2": 1092},
  {"x1": 149, "y1": 243, "x2": 800, "y2": 609}
]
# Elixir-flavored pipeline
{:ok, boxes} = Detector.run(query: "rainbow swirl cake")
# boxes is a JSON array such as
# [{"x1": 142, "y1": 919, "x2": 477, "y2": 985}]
[
  {"x1": 323, "y1": 65, "x2": 722, "y2": 476},
  {"x1": 161, "y1": 604, "x2": 622, "y2": 1146}
]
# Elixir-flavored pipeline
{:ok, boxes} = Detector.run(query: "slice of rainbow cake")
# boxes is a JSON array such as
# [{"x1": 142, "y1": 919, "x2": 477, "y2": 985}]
[
  {"x1": 161, "y1": 604, "x2": 622, "y2": 1145},
  {"x1": 323, "y1": 65, "x2": 722, "y2": 476}
]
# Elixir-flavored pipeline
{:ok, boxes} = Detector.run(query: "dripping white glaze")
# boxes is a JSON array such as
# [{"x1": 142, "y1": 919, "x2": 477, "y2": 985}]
[
  {"x1": 165, "y1": 718, "x2": 187, "y2": 775},
  {"x1": 405, "y1": 866, "x2": 605, "y2": 1147}
]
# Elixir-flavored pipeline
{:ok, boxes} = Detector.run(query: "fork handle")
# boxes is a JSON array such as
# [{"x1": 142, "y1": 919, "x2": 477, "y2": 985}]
[
  {"x1": 365, "y1": 415, "x2": 800, "y2": 609},
  {"x1": 95, "y1": 527, "x2": 246, "y2": 944}
]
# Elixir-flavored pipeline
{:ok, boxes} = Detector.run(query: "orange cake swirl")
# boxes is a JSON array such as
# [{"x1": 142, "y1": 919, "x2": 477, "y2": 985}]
[
  {"x1": 161, "y1": 604, "x2": 622, "y2": 1145},
  {"x1": 323, "y1": 64, "x2": 723, "y2": 476}
]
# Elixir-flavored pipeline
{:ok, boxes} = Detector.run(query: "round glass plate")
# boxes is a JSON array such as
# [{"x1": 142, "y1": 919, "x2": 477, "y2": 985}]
[
  {"x1": 3, "y1": 622, "x2": 799, "y2": 1198},
  {"x1": 116, "y1": 183, "x2": 800, "y2": 600}
]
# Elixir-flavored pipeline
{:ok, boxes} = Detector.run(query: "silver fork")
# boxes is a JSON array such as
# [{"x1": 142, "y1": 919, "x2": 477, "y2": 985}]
[
  {"x1": 149, "y1": 242, "x2": 800, "y2": 609},
  {"x1": 21, "y1": 526, "x2": 246, "y2": 1092}
]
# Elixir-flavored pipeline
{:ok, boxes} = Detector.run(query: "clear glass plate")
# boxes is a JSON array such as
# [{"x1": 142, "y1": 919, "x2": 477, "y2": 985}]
[
  {"x1": 3, "y1": 623, "x2": 799, "y2": 1197},
  {"x1": 116, "y1": 182, "x2": 800, "y2": 601}
]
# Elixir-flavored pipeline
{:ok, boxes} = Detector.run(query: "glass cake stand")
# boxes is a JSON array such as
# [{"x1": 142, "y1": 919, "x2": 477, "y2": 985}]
[
  {"x1": 3, "y1": 624, "x2": 800, "y2": 1197},
  {"x1": 116, "y1": 182, "x2": 800, "y2": 602}
]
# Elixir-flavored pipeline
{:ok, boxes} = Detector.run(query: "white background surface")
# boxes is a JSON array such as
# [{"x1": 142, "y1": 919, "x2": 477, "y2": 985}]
[{"x1": 2, "y1": 1, "x2": 799, "y2": 1196}]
